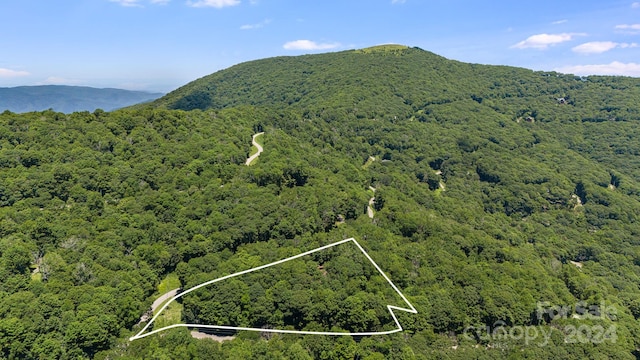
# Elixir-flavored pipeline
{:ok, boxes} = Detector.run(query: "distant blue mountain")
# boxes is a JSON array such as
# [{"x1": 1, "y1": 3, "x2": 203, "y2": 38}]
[{"x1": 0, "y1": 85, "x2": 164, "y2": 113}]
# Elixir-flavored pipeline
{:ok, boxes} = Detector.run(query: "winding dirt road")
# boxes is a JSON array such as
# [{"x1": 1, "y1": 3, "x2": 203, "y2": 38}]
[
  {"x1": 139, "y1": 288, "x2": 237, "y2": 342},
  {"x1": 151, "y1": 288, "x2": 180, "y2": 313},
  {"x1": 190, "y1": 330, "x2": 236, "y2": 342},
  {"x1": 245, "y1": 132, "x2": 265, "y2": 165},
  {"x1": 367, "y1": 186, "x2": 376, "y2": 219},
  {"x1": 137, "y1": 288, "x2": 180, "y2": 325}
]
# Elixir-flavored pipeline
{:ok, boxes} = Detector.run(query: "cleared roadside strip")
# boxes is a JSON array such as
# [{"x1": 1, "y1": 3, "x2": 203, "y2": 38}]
[{"x1": 130, "y1": 237, "x2": 417, "y2": 341}]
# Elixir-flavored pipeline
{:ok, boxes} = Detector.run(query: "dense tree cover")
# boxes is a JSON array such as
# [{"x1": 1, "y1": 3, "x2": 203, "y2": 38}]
[
  {"x1": 178, "y1": 242, "x2": 403, "y2": 336},
  {"x1": 153, "y1": 46, "x2": 640, "y2": 125},
  {"x1": 2, "y1": 46, "x2": 640, "y2": 358}
]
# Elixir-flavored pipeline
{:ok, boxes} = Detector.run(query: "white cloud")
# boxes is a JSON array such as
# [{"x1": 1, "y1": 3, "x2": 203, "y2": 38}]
[
  {"x1": 109, "y1": 0, "x2": 169, "y2": 6},
  {"x1": 38, "y1": 77, "x2": 83, "y2": 85},
  {"x1": 552, "y1": 19, "x2": 568, "y2": 25},
  {"x1": 283, "y1": 40, "x2": 340, "y2": 51},
  {"x1": 240, "y1": 19, "x2": 271, "y2": 30},
  {"x1": 556, "y1": 62, "x2": 640, "y2": 77},
  {"x1": 392, "y1": 0, "x2": 406, "y2": 4},
  {"x1": 615, "y1": 23, "x2": 640, "y2": 34},
  {"x1": 616, "y1": 24, "x2": 640, "y2": 29},
  {"x1": 632, "y1": 2, "x2": 640, "y2": 8},
  {"x1": 110, "y1": 0, "x2": 143, "y2": 7},
  {"x1": 572, "y1": 41, "x2": 638, "y2": 54},
  {"x1": 0, "y1": 68, "x2": 30, "y2": 78},
  {"x1": 511, "y1": 33, "x2": 585, "y2": 49},
  {"x1": 117, "y1": 82, "x2": 152, "y2": 90},
  {"x1": 187, "y1": 0, "x2": 240, "y2": 8}
]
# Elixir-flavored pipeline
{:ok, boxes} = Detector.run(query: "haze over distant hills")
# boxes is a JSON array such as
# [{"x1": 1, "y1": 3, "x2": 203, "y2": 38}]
[{"x1": 0, "y1": 85, "x2": 163, "y2": 113}]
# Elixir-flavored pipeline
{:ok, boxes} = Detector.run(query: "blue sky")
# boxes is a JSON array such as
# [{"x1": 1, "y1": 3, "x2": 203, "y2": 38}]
[{"x1": 1, "y1": 0, "x2": 639, "y2": 92}]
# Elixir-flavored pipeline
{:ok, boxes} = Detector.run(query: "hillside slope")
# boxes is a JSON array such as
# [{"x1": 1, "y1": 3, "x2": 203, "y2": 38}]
[
  {"x1": 153, "y1": 45, "x2": 639, "y2": 126},
  {"x1": 1, "y1": 46, "x2": 640, "y2": 359},
  {"x1": 0, "y1": 85, "x2": 163, "y2": 113}
]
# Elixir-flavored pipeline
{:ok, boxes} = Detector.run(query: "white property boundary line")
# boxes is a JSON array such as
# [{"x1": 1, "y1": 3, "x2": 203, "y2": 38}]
[{"x1": 130, "y1": 238, "x2": 417, "y2": 341}]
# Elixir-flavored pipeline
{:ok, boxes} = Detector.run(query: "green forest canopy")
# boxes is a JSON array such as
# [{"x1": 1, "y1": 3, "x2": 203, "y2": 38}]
[{"x1": 1, "y1": 45, "x2": 640, "y2": 359}]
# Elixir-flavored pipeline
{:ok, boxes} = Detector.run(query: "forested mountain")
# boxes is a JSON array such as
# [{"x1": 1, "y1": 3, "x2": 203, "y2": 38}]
[
  {"x1": 0, "y1": 85, "x2": 163, "y2": 113},
  {"x1": 2, "y1": 45, "x2": 640, "y2": 359},
  {"x1": 152, "y1": 45, "x2": 639, "y2": 125}
]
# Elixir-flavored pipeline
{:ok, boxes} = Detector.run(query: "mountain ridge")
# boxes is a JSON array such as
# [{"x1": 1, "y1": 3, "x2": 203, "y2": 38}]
[
  {"x1": 148, "y1": 45, "x2": 640, "y2": 127},
  {"x1": 0, "y1": 85, "x2": 163, "y2": 113},
  {"x1": 2, "y1": 45, "x2": 640, "y2": 358}
]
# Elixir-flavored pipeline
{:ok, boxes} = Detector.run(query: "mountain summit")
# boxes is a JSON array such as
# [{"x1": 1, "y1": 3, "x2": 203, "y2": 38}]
[{"x1": 151, "y1": 45, "x2": 639, "y2": 126}]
